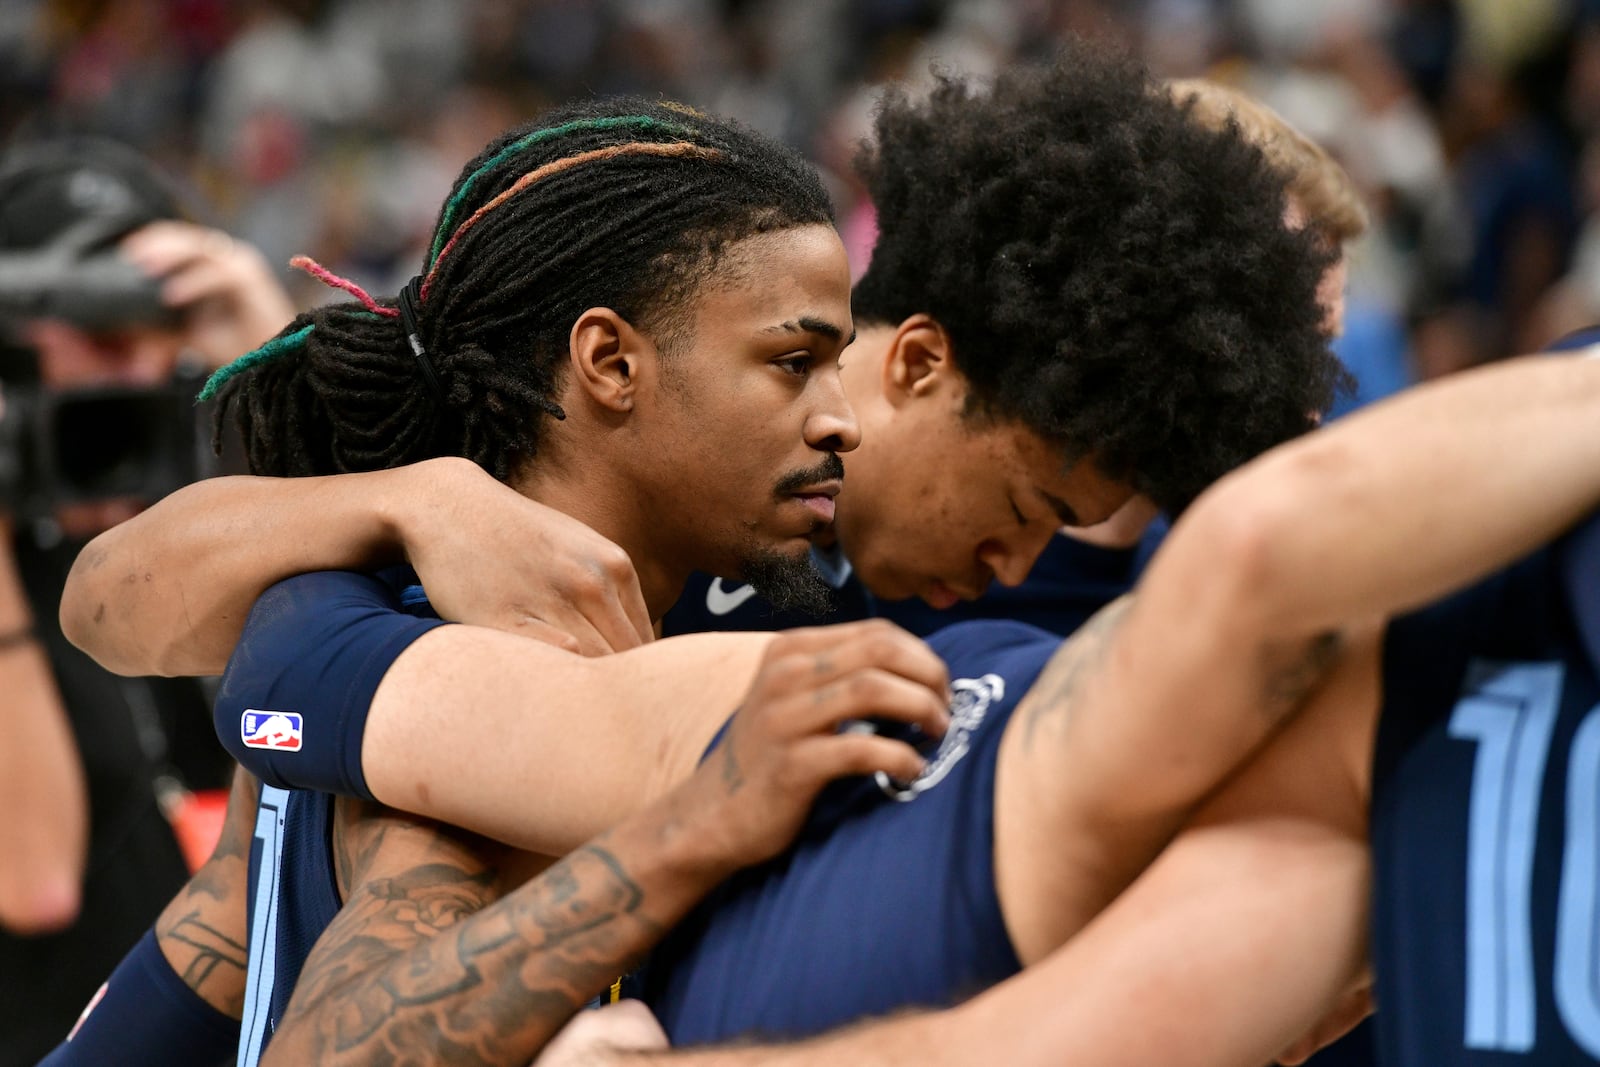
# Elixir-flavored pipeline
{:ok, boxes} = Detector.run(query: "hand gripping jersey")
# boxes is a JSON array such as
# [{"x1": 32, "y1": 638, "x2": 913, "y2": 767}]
[
  {"x1": 642, "y1": 619, "x2": 1062, "y2": 1044},
  {"x1": 221, "y1": 568, "x2": 446, "y2": 1065},
  {"x1": 1371, "y1": 510, "x2": 1600, "y2": 1065}
]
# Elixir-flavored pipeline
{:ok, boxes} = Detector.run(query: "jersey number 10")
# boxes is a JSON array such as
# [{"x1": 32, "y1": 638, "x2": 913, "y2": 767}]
[{"x1": 1449, "y1": 661, "x2": 1600, "y2": 1057}]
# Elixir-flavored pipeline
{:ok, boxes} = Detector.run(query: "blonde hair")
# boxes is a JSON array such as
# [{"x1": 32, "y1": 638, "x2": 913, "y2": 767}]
[{"x1": 1168, "y1": 78, "x2": 1368, "y2": 243}]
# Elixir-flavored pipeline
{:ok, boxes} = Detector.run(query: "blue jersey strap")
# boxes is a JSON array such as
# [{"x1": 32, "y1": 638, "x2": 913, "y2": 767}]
[
  {"x1": 214, "y1": 569, "x2": 449, "y2": 800},
  {"x1": 37, "y1": 929, "x2": 239, "y2": 1066}
]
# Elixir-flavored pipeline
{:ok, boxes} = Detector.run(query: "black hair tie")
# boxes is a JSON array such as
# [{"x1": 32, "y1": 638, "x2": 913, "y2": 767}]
[{"x1": 397, "y1": 276, "x2": 445, "y2": 402}]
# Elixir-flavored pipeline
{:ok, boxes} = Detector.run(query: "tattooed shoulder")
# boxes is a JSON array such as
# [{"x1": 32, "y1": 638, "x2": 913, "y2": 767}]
[
  {"x1": 1019, "y1": 595, "x2": 1133, "y2": 750},
  {"x1": 331, "y1": 795, "x2": 512, "y2": 903}
]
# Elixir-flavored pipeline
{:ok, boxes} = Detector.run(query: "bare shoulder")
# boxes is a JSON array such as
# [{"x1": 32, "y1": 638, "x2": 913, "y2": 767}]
[
  {"x1": 269, "y1": 800, "x2": 514, "y2": 1037},
  {"x1": 329, "y1": 795, "x2": 518, "y2": 929},
  {"x1": 992, "y1": 597, "x2": 1367, "y2": 963},
  {"x1": 1011, "y1": 594, "x2": 1134, "y2": 751}
]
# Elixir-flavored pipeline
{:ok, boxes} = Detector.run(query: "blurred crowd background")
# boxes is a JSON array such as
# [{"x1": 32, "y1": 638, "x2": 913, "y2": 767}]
[
  {"x1": 0, "y1": 5, "x2": 1588, "y2": 1061},
  {"x1": 4, "y1": 0, "x2": 1599, "y2": 393}
]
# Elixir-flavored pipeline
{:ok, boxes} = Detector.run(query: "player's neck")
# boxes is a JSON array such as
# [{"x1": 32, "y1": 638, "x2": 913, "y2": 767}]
[{"x1": 510, "y1": 464, "x2": 684, "y2": 623}]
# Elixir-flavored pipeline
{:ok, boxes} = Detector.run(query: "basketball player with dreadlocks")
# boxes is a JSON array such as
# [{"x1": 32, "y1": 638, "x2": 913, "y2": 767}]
[
  {"x1": 62, "y1": 43, "x2": 1343, "y2": 816},
  {"x1": 63, "y1": 348, "x2": 1600, "y2": 1064},
  {"x1": 45, "y1": 52, "x2": 1596, "y2": 1066},
  {"x1": 47, "y1": 48, "x2": 1347, "y2": 1064},
  {"x1": 41, "y1": 99, "x2": 962, "y2": 1066}
]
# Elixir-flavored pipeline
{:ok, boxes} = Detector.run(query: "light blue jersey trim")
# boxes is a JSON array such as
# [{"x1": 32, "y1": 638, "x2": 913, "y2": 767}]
[{"x1": 239, "y1": 785, "x2": 291, "y2": 1066}]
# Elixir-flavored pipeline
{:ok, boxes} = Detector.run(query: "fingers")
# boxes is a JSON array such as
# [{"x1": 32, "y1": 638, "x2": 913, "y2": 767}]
[
  {"x1": 121, "y1": 221, "x2": 238, "y2": 277},
  {"x1": 796, "y1": 668, "x2": 951, "y2": 739},
  {"x1": 532, "y1": 998, "x2": 668, "y2": 1066},
  {"x1": 558, "y1": 547, "x2": 652, "y2": 654},
  {"x1": 588, "y1": 999, "x2": 669, "y2": 1048},
  {"x1": 489, "y1": 559, "x2": 650, "y2": 656},
  {"x1": 119, "y1": 222, "x2": 296, "y2": 363},
  {"x1": 121, "y1": 221, "x2": 289, "y2": 309},
  {"x1": 747, "y1": 622, "x2": 950, "y2": 739},
  {"x1": 613, "y1": 566, "x2": 654, "y2": 649},
  {"x1": 766, "y1": 619, "x2": 949, "y2": 700},
  {"x1": 798, "y1": 732, "x2": 926, "y2": 786},
  {"x1": 462, "y1": 599, "x2": 626, "y2": 657},
  {"x1": 547, "y1": 613, "x2": 610, "y2": 657},
  {"x1": 158, "y1": 257, "x2": 241, "y2": 308}
]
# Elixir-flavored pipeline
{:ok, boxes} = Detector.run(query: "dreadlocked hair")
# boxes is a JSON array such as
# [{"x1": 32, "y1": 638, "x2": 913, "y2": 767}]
[
  {"x1": 210, "y1": 98, "x2": 834, "y2": 481},
  {"x1": 853, "y1": 40, "x2": 1349, "y2": 514}
]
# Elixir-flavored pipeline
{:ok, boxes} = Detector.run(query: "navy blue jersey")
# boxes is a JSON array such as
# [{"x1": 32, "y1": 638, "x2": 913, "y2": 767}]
[
  {"x1": 239, "y1": 786, "x2": 340, "y2": 1065},
  {"x1": 662, "y1": 547, "x2": 873, "y2": 635},
  {"x1": 1370, "y1": 511, "x2": 1600, "y2": 1066},
  {"x1": 1544, "y1": 326, "x2": 1600, "y2": 353},
  {"x1": 642, "y1": 619, "x2": 1062, "y2": 1043},
  {"x1": 667, "y1": 530, "x2": 1161, "y2": 642},
  {"x1": 227, "y1": 568, "x2": 444, "y2": 1065}
]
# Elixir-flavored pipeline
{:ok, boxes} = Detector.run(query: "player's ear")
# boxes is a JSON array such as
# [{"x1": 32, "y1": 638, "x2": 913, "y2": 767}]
[
  {"x1": 882, "y1": 313, "x2": 955, "y2": 406},
  {"x1": 569, "y1": 307, "x2": 656, "y2": 413}
]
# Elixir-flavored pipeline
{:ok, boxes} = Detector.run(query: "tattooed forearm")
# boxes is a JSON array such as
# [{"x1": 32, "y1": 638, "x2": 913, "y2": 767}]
[
  {"x1": 1020, "y1": 596, "x2": 1133, "y2": 749},
  {"x1": 151, "y1": 766, "x2": 257, "y2": 1018},
  {"x1": 157, "y1": 910, "x2": 248, "y2": 998},
  {"x1": 271, "y1": 826, "x2": 679, "y2": 1067}
]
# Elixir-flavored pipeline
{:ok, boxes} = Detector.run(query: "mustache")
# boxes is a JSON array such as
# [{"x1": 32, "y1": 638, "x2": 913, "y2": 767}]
[{"x1": 774, "y1": 453, "x2": 846, "y2": 496}]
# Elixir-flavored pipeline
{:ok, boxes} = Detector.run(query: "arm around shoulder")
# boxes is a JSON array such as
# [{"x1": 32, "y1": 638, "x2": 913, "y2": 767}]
[
  {"x1": 62, "y1": 455, "x2": 654, "y2": 676},
  {"x1": 61, "y1": 471, "x2": 411, "y2": 676},
  {"x1": 1177, "y1": 352, "x2": 1600, "y2": 639}
]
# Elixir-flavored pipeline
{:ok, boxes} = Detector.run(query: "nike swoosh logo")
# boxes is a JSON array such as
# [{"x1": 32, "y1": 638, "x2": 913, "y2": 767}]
[{"x1": 706, "y1": 578, "x2": 759, "y2": 616}]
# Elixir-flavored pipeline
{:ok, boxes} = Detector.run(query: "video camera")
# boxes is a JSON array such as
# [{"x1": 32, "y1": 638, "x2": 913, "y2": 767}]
[
  {"x1": 0, "y1": 376, "x2": 203, "y2": 516},
  {"x1": 0, "y1": 214, "x2": 177, "y2": 333},
  {"x1": 0, "y1": 139, "x2": 204, "y2": 516}
]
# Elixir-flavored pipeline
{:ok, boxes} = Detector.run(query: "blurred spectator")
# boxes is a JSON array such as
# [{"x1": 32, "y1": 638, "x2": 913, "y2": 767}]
[
  {"x1": 3, "y1": 0, "x2": 1582, "y2": 379},
  {"x1": 0, "y1": 135, "x2": 291, "y2": 1063}
]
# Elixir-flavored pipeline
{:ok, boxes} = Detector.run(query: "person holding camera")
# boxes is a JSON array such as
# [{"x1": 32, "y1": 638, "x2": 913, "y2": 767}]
[{"x1": 0, "y1": 138, "x2": 294, "y2": 1064}]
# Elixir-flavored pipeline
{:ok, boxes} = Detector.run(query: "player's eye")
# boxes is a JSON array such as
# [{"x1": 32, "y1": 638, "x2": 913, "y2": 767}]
[
  {"x1": 774, "y1": 354, "x2": 813, "y2": 377},
  {"x1": 1009, "y1": 498, "x2": 1027, "y2": 525}
]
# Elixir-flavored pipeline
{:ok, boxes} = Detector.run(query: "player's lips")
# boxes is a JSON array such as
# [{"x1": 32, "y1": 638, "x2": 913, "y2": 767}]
[
  {"x1": 789, "y1": 480, "x2": 841, "y2": 524},
  {"x1": 924, "y1": 575, "x2": 988, "y2": 609}
]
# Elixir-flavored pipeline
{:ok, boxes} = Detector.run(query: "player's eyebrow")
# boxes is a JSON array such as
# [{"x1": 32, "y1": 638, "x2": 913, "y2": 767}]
[
  {"x1": 1039, "y1": 490, "x2": 1080, "y2": 527},
  {"x1": 762, "y1": 316, "x2": 855, "y2": 346}
]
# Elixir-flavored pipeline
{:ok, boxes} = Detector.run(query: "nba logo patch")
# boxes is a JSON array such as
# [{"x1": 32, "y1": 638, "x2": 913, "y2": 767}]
[{"x1": 241, "y1": 710, "x2": 303, "y2": 752}]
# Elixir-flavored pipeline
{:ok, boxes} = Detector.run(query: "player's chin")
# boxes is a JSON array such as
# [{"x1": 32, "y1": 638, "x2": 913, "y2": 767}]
[
  {"x1": 848, "y1": 561, "x2": 915, "y2": 603},
  {"x1": 761, "y1": 515, "x2": 829, "y2": 548},
  {"x1": 768, "y1": 530, "x2": 820, "y2": 556}
]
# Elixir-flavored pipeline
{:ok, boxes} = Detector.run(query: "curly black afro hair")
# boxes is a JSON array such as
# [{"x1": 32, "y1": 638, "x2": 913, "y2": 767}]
[{"x1": 853, "y1": 41, "x2": 1349, "y2": 513}]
